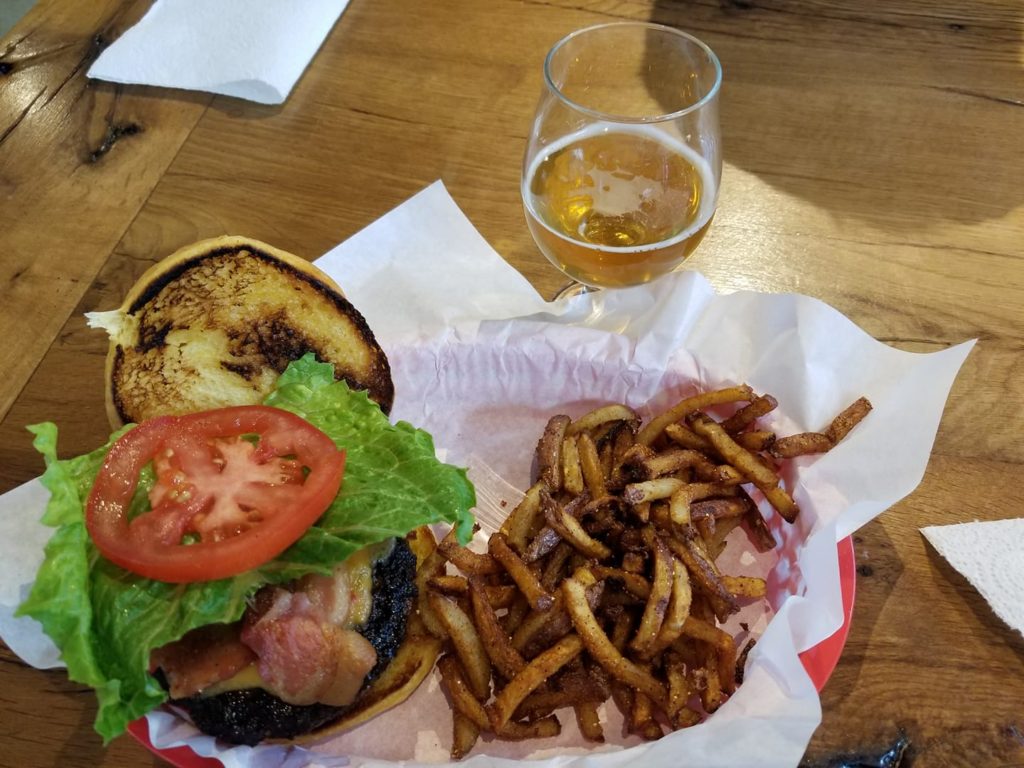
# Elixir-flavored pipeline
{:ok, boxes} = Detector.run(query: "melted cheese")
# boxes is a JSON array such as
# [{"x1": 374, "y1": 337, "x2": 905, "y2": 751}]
[
  {"x1": 202, "y1": 663, "x2": 265, "y2": 695},
  {"x1": 344, "y1": 544, "x2": 377, "y2": 627}
]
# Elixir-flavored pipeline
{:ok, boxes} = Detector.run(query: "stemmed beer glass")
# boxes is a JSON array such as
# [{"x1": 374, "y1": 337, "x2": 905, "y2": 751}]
[{"x1": 522, "y1": 22, "x2": 722, "y2": 296}]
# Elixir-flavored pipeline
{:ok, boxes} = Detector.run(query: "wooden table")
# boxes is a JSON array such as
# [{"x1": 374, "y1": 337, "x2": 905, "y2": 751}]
[{"x1": 1, "y1": 1, "x2": 1022, "y2": 766}]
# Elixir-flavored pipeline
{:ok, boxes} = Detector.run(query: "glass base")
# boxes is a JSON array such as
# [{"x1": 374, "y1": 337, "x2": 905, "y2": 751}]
[{"x1": 552, "y1": 281, "x2": 601, "y2": 300}]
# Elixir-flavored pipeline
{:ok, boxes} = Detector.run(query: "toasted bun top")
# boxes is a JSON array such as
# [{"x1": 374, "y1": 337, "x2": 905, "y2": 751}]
[{"x1": 88, "y1": 236, "x2": 393, "y2": 426}]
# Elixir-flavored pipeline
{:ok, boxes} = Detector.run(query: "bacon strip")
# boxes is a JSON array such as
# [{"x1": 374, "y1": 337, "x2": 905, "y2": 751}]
[
  {"x1": 241, "y1": 589, "x2": 376, "y2": 706},
  {"x1": 150, "y1": 624, "x2": 256, "y2": 699}
]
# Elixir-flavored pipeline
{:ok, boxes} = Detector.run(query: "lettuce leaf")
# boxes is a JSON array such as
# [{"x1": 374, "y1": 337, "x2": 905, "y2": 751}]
[{"x1": 17, "y1": 355, "x2": 475, "y2": 742}]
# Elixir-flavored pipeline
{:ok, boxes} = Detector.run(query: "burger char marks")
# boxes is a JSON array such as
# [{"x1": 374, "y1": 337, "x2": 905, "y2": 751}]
[
  {"x1": 133, "y1": 253, "x2": 332, "y2": 375},
  {"x1": 136, "y1": 321, "x2": 173, "y2": 352},
  {"x1": 226, "y1": 311, "x2": 329, "y2": 377}
]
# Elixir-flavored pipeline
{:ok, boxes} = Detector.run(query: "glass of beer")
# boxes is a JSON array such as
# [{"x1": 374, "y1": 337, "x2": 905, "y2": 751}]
[{"x1": 522, "y1": 22, "x2": 722, "y2": 294}]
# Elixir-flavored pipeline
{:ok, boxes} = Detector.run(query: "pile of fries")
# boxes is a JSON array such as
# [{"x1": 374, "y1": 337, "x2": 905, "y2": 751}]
[{"x1": 409, "y1": 386, "x2": 871, "y2": 758}]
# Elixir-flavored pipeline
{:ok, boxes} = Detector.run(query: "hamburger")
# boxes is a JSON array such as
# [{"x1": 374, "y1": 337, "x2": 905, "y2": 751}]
[{"x1": 17, "y1": 238, "x2": 475, "y2": 746}]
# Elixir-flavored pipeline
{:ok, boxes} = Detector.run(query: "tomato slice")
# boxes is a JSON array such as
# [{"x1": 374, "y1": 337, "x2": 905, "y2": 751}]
[{"x1": 86, "y1": 406, "x2": 345, "y2": 583}]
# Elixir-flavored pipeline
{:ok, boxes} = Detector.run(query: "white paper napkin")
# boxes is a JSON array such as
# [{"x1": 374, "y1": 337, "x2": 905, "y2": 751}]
[
  {"x1": 0, "y1": 181, "x2": 975, "y2": 768},
  {"x1": 87, "y1": 0, "x2": 351, "y2": 104},
  {"x1": 921, "y1": 519, "x2": 1024, "y2": 636}
]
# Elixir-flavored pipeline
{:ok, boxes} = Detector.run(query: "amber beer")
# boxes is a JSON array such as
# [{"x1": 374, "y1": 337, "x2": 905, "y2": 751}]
[{"x1": 523, "y1": 125, "x2": 716, "y2": 288}]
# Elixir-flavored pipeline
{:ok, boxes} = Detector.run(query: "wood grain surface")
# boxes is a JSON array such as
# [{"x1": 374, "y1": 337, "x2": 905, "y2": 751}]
[{"x1": 1, "y1": 0, "x2": 1022, "y2": 766}]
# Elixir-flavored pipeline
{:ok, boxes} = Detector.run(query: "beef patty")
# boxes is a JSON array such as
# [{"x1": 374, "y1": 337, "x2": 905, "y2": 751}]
[{"x1": 163, "y1": 538, "x2": 417, "y2": 745}]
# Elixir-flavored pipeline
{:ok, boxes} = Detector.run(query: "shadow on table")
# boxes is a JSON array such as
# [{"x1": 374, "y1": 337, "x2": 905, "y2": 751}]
[
  {"x1": 46, "y1": 679, "x2": 164, "y2": 768},
  {"x1": 815, "y1": 523, "x2": 903, "y2": 705},
  {"x1": 922, "y1": 542, "x2": 1024, "y2": 658},
  {"x1": 800, "y1": 523, "x2": 920, "y2": 765},
  {"x1": 646, "y1": 0, "x2": 1024, "y2": 231}
]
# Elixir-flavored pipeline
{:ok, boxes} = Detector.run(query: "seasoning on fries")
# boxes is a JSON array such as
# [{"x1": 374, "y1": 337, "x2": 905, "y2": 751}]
[{"x1": 419, "y1": 386, "x2": 871, "y2": 758}]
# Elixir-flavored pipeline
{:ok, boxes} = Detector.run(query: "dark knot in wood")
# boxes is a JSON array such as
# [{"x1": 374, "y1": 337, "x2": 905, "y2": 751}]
[{"x1": 89, "y1": 122, "x2": 143, "y2": 163}]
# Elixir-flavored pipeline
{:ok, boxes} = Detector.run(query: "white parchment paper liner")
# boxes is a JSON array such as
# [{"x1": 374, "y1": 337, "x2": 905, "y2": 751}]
[{"x1": 0, "y1": 182, "x2": 973, "y2": 767}]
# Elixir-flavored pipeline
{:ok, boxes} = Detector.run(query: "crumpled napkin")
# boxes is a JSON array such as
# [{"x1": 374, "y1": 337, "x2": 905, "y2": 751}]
[
  {"x1": 87, "y1": 0, "x2": 351, "y2": 104},
  {"x1": 921, "y1": 519, "x2": 1024, "y2": 636}
]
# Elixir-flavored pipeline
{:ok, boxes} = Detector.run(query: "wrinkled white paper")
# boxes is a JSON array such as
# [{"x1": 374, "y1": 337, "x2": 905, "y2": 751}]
[
  {"x1": 922, "y1": 519, "x2": 1024, "y2": 637},
  {"x1": 0, "y1": 182, "x2": 972, "y2": 768},
  {"x1": 88, "y1": 0, "x2": 350, "y2": 104}
]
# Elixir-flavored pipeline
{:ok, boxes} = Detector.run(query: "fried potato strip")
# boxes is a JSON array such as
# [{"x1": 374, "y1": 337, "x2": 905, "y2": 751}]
[
  {"x1": 690, "y1": 414, "x2": 800, "y2": 522},
  {"x1": 487, "y1": 634, "x2": 584, "y2": 731},
  {"x1": 636, "y1": 385, "x2": 755, "y2": 447},
  {"x1": 563, "y1": 569, "x2": 668, "y2": 707}
]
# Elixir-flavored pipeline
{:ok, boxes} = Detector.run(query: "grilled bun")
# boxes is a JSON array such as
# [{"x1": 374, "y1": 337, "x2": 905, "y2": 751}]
[{"x1": 87, "y1": 236, "x2": 393, "y2": 427}]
